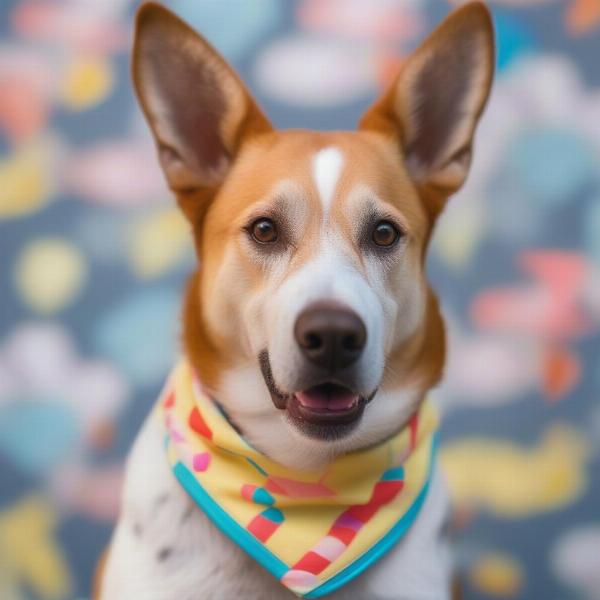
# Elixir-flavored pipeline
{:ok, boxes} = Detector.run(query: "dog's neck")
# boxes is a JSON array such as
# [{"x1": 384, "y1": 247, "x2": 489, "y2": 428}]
[{"x1": 212, "y1": 363, "x2": 425, "y2": 471}]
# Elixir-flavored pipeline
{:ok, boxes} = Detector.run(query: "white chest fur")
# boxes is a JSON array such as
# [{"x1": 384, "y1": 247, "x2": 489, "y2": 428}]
[{"x1": 101, "y1": 409, "x2": 452, "y2": 600}]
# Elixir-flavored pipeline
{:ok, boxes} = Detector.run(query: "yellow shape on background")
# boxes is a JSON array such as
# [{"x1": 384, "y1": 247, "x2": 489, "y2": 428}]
[
  {"x1": 61, "y1": 56, "x2": 113, "y2": 111},
  {"x1": 0, "y1": 138, "x2": 58, "y2": 219},
  {"x1": 440, "y1": 424, "x2": 589, "y2": 518},
  {"x1": 128, "y1": 208, "x2": 192, "y2": 278},
  {"x1": 432, "y1": 202, "x2": 484, "y2": 269},
  {"x1": 14, "y1": 238, "x2": 87, "y2": 314},
  {"x1": 470, "y1": 552, "x2": 524, "y2": 597},
  {"x1": 0, "y1": 496, "x2": 71, "y2": 600}
]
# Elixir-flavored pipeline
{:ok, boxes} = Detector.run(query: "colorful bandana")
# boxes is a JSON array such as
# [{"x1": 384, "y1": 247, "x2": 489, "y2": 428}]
[{"x1": 161, "y1": 360, "x2": 439, "y2": 598}]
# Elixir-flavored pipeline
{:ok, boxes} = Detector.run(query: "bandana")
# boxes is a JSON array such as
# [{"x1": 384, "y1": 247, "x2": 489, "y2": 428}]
[{"x1": 161, "y1": 360, "x2": 438, "y2": 598}]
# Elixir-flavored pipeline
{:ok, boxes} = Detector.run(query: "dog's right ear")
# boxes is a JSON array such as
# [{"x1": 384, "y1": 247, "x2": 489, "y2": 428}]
[{"x1": 133, "y1": 3, "x2": 272, "y2": 220}]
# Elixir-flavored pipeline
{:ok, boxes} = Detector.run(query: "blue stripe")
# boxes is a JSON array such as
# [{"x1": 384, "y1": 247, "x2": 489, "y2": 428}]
[
  {"x1": 381, "y1": 466, "x2": 405, "y2": 481},
  {"x1": 172, "y1": 462, "x2": 289, "y2": 580},
  {"x1": 303, "y1": 434, "x2": 439, "y2": 599}
]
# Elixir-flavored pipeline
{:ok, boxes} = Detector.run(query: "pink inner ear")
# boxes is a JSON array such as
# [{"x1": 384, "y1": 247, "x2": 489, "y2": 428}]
[{"x1": 404, "y1": 35, "x2": 481, "y2": 171}]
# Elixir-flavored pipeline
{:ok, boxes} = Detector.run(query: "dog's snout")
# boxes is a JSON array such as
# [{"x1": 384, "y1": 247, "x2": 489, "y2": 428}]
[{"x1": 294, "y1": 301, "x2": 367, "y2": 372}]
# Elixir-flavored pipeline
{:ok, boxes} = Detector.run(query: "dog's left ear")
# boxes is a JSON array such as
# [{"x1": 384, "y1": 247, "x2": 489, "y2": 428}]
[{"x1": 360, "y1": 2, "x2": 494, "y2": 214}]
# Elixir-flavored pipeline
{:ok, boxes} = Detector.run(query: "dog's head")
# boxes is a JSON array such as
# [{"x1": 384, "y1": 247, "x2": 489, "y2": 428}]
[{"x1": 133, "y1": 2, "x2": 494, "y2": 467}]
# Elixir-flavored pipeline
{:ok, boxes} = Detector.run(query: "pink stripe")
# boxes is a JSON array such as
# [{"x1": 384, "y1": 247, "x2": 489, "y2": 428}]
[{"x1": 312, "y1": 536, "x2": 347, "y2": 561}]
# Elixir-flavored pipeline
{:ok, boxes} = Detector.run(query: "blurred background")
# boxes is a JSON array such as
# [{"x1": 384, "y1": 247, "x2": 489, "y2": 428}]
[{"x1": 1, "y1": 0, "x2": 599, "y2": 598}]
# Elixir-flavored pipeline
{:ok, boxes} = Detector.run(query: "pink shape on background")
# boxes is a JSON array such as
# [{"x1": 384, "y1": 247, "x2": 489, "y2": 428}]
[
  {"x1": 0, "y1": 49, "x2": 55, "y2": 141},
  {"x1": 298, "y1": 0, "x2": 423, "y2": 42},
  {"x1": 12, "y1": 1, "x2": 129, "y2": 54},
  {"x1": 64, "y1": 142, "x2": 169, "y2": 207},
  {"x1": 471, "y1": 251, "x2": 594, "y2": 339}
]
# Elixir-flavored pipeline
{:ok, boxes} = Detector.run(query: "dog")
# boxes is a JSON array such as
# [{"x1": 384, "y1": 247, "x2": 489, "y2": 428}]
[{"x1": 98, "y1": 2, "x2": 494, "y2": 598}]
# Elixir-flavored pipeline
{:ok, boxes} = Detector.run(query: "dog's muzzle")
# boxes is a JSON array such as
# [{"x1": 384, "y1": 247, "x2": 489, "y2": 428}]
[{"x1": 259, "y1": 301, "x2": 376, "y2": 440}]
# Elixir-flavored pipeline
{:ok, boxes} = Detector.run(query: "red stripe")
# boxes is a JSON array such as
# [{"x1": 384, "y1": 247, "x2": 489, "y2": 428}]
[
  {"x1": 188, "y1": 406, "x2": 213, "y2": 440},
  {"x1": 247, "y1": 515, "x2": 279, "y2": 542},
  {"x1": 344, "y1": 480, "x2": 404, "y2": 523},
  {"x1": 293, "y1": 551, "x2": 331, "y2": 574},
  {"x1": 328, "y1": 525, "x2": 357, "y2": 545}
]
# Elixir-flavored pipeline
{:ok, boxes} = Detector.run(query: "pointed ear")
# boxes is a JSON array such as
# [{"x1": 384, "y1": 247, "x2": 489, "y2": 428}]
[
  {"x1": 132, "y1": 3, "x2": 272, "y2": 216},
  {"x1": 359, "y1": 2, "x2": 494, "y2": 208}
]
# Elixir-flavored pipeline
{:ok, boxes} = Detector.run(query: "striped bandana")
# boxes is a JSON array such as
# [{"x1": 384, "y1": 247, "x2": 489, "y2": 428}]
[{"x1": 161, "y1": 360, "x2": 438, "y2": 598}]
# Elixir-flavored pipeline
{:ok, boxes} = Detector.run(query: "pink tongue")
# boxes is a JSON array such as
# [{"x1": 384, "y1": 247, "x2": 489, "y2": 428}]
[{"x1": 296, "y1": 387, "x2": 359, "y2": 412}]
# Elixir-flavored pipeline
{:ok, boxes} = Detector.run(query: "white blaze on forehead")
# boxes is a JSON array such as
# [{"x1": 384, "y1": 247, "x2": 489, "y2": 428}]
[{"x1": 312, "y1": 147, "x2": 344, "y2": 216}]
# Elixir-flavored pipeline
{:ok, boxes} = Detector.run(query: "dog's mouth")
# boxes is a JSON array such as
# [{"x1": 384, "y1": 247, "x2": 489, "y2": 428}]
[{"x1": 258, "y1": 351, "x2": 373, "y2": 440}]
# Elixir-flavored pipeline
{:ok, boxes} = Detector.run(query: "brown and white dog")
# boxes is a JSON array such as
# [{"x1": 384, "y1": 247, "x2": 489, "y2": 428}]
[{"x1": 98, "y1": 2, "x2": 494, "y2": 598}]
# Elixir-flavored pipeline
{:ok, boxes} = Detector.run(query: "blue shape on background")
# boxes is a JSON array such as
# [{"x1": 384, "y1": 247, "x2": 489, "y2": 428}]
[
  {"x1": 170, "y1": 0, "x2": 283, "y2": 63},
  {"x1": 0, "y1": 400, "x2": 78, "y2": 476},
  {"x1": 92, "y1": 287, "x2": 180, "y2": 387},
  {"x1": 494, "y1": 12, "x2": 536, "y2": 71},
  {"x1": 505, "y1": 128, "x2": 596, "y2": 205}
]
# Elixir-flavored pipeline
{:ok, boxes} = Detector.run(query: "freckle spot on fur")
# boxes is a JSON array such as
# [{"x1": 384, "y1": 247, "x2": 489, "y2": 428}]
[
  {"x1": 157, "y1": 546, "x2": 173, "y2": 562},
  {"x1": 180, "y1": 503, "x2": 195, "y2": 523},
  {"x1": 154, "y1": 492, "x2": 169, "y2": 508}
]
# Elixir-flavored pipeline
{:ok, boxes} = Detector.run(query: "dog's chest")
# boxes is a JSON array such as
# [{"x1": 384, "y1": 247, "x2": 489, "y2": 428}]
[{"x1": 101, "y1": 410, "x2": 452, "y2": 600}]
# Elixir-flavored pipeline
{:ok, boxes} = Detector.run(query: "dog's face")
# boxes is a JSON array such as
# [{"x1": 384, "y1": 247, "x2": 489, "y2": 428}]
[{"x1": 133, "y1": 2, "x2": 494, "y2": 466}]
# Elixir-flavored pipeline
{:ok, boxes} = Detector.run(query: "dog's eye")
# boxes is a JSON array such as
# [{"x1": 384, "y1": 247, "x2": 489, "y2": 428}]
[
  {"x1": 372, "y1": 221, "x2": 400, "y2": 248},
  {"x1": 251, "y1": 218, "x2": 278, "y2": 244}
]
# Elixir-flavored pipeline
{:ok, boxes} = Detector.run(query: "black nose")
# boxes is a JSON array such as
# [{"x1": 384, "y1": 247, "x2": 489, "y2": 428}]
[{"x1": 294, "y1": 301, "x2": 367, "y2": 372}]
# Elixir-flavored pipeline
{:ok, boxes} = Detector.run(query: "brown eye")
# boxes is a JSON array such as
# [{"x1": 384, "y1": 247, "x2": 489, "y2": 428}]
[
  {"x1": 372, "y1": 221, "x2": 400, "y2": 247},
  {"x1": 251, "y1": 218, "x2": 278, "y2": 244}
]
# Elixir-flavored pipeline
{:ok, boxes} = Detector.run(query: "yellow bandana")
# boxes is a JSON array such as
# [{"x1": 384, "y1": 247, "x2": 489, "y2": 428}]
[{"x1": 161, "y1": 361, "x2": 439, "y2": 598}]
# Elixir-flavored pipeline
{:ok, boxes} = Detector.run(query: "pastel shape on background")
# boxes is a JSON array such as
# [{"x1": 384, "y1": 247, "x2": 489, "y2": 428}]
[
  {"x1": 0, "y1": 401, "x2": 78, "y2": 476},
  {"x1": 565, "y1": 0, "x2": 600, "y2": 36},
  {"x1": 0, "y1": 136, "x2": 61, "y2": 219},
  {"x1": 551, "y1": 525, "x2": 600, "y2": 599},
  {"x1": 92, "y1": 288, "x2": 179, "y2": 386},
  {"x1": 64, "y1": 142, "x2": 169, "y2": 207},
  {"x1": 442, "y1": 333, "x2": 538, "y2": 407},
  {"x1": 128, "y1": 208, "x2": 193, "y2": 279},
  {"x1": 505, "y1": 128, "x2": 595, "y2": 205},
  {"x1": 541, "y1": 345, "x2": 581, "y2": 401},
  {"x1": 11, "y1": 1, "x2": 128, "y2": 54},
  {"x1": 0, "y1": 323, "x2": 128, "y2": 477},
  {"x1": 431, "y1": 200, "x2": 484, "y2": 269},
  {"x1": 471, "y1": 251, "x2": 592, "y2": 338},
  {"x1": 253, "y1": 34, "x2": 378, "y2": 107},
  {"x1": 298, "y1": 0, "x2": 424, "y2": 43},
  {"x1": 170, "y1": 0, "x2": 283, "y2": 62},
  {"x1": 60, "y1": 55, "x2": 114, "y2": 111},
  {"x1": 0, "y1": 496, "x2": 71, "y2": 599},
  {"x1": 0, "y1": 323, "x2": 76, "y2": 395},
  {"x1": 14, "y1": 238, "x2": 87, "y2": 314},
  {"x1": 51, "y1": 464, "x2": 124, "y2": 522},
  {"x1": 440, "y1": 424, "x2": 590, "y2": 518},
  {"x1": 469, "y1": 552, "x2": 524, "y2": 597},
  {"x1": 0, "y1": 47, "x2": 56, "y2": 141},
  {"x1": 494, "y1": 13, "x2": 536, "y2": 71},
  {"x1": 75, "y1": 210, "x2": 128, "y2": 264}
]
